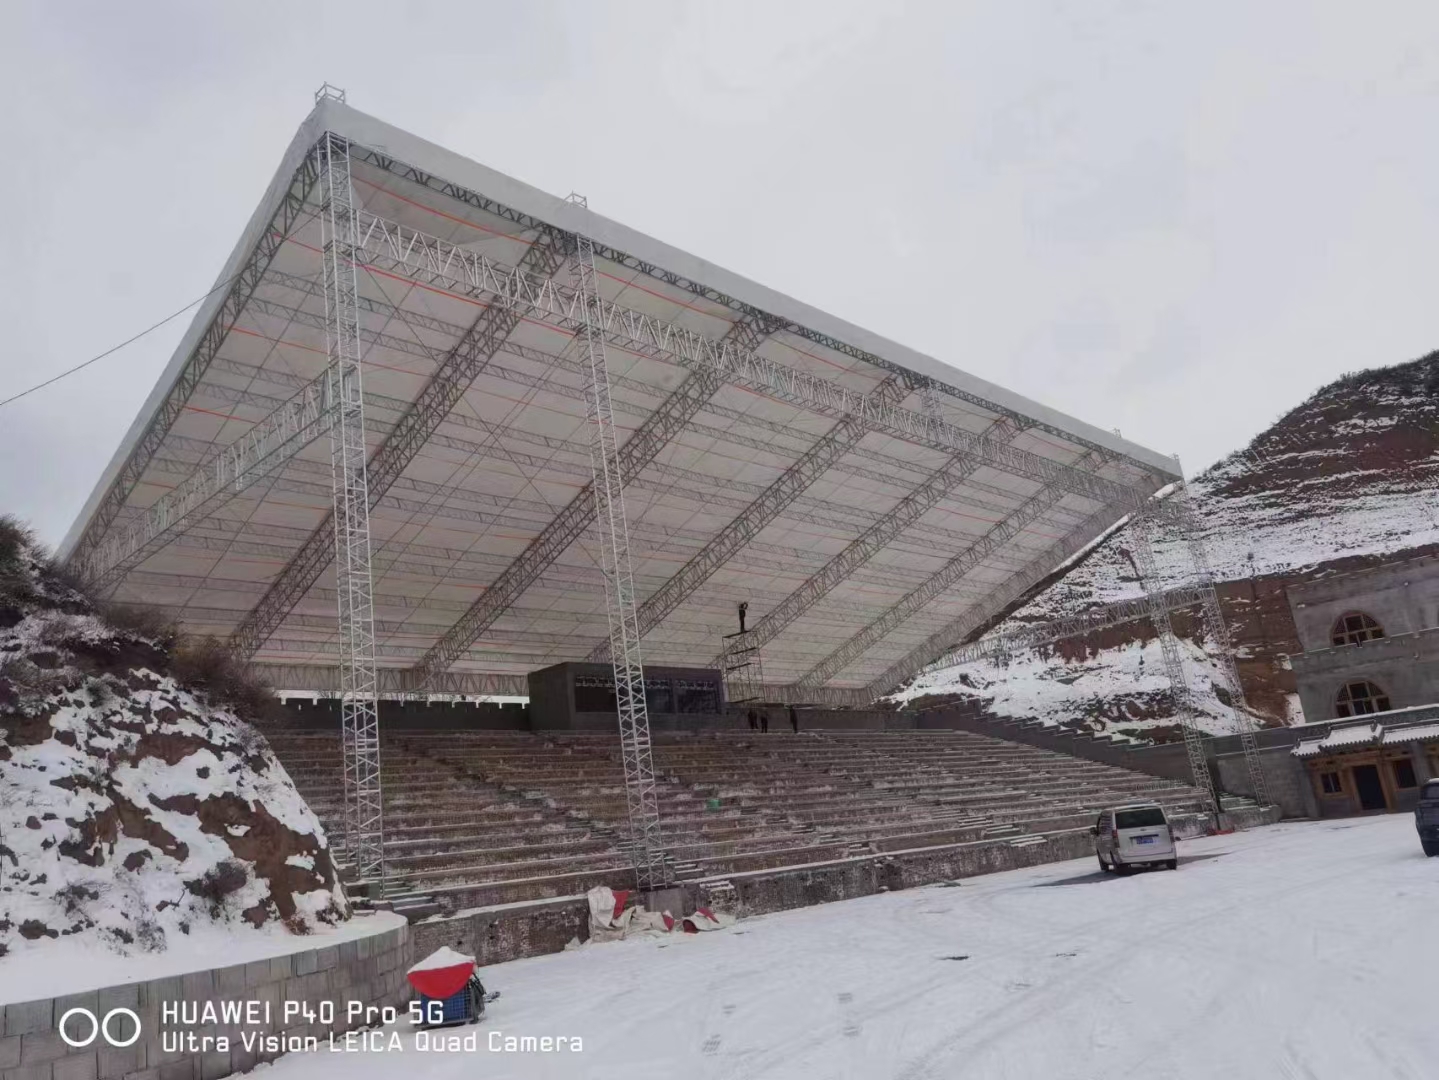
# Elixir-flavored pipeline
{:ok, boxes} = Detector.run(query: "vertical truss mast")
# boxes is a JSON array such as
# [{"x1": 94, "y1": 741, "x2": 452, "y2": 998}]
[
  {"x1": 317, "y1": 119, "x2": 385, "y2": 885},
  {"x1": 566, "y1": 196, "x2": 668, "y2": 890}
]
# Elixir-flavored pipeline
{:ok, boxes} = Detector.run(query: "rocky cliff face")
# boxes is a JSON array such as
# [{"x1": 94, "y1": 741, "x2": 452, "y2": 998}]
[
  {"x1": 895, "y1": 351, "x2": 1439, "y2": 740},
  {"x1": 0, "y1": 523, "x2": 348, "y2": 960}
]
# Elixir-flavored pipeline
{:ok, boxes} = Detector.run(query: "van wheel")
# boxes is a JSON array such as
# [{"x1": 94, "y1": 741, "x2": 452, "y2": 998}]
[
  {"x1": 1098, "y1": 855, "x2": 1111, "y2": 873},
  {"x1": 1423, "y1": 841, "x2": 1439, "y2": 857},
  {"x1": 1165, "y1": 859, "x2": 1178, "y2": 871},
  {"x1": 1113, "y1": 860, "x2": 1132, "y2": 876}
]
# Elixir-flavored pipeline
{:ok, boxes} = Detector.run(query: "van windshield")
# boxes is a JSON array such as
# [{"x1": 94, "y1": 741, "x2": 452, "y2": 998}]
[{"x1": 1115, "y1": 807, "x2": 1166, "y2": 829}]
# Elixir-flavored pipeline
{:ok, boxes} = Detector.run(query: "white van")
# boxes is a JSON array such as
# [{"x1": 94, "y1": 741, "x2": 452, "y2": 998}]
[{"x1": 1092, "y1": 804, "x2": 1177, "y2": 873}]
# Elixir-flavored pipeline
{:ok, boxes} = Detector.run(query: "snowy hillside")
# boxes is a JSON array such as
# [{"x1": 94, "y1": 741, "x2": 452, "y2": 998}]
[
  {"x1": 0, "y1": 521, "x2": 348, "y2": 962},
  {"x1": 896, "y1": 352, "x2": 1439, "y2": 738}
]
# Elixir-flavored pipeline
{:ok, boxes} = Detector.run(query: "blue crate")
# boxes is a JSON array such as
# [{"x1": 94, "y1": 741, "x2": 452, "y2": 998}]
[{"x1": 420, "y1": 987, "x2": 475, "y2": 1027}]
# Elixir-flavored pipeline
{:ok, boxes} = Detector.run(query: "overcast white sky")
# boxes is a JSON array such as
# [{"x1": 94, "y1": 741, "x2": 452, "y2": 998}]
[{"x1": 3, "y1": 1, "x2": 1439, "y2": 549}]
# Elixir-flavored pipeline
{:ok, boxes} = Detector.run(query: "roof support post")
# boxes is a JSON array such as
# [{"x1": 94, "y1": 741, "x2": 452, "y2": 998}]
[
  {"x1": 568, "y1": 202, "x2": 668, "y2": 890},
  {"x1": 318, "y1": 132, "x2": 384, "y2": 885}
]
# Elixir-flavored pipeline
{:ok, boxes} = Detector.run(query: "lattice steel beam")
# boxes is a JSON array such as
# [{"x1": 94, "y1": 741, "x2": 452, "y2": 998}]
[
  {"x1": 568, "y1": 204, "x2": 667, "y2": 890},
  {"x1": 589, "y1": 376, "x2": 908, "y2": 663},
  {"x1": 728, "y1": 417, "x2": 1020, "y2": 662},
  {"x1": 408, "y1": 312, "x2": 778, "y2": 686},
  {"x1": 81, "y1": 379, "x2": 336, "y2": 592},
  {"x1": 229, "y1": 214, "x2": 566, "y2": 661},
  {"x1": 857, "y1": 501, "x2": 1131, "y2": 698},
  {"x1": 66, "y1": 148, "x2": 321, "y2": 573},
  {"x1": 923, "y1": 585, "x2": 1208, "y2": 672},
  {"x1": 317, "y1": 131, "x2": 385, "y2": 884},
  {"x1": 797, "y1": 455, "x2": 1100, "y2": 690},
  {"x1": 343, "y1": 210, "x2": 1159, "y2": 512},
  {"x1": 346, "y1": 143, "x2": 1163, "y2": 477},
  {"x1": 258, "y1": 664, "x2": 528, "y2": 697}
]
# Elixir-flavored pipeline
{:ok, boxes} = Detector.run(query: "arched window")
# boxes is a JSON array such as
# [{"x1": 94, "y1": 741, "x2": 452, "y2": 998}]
[
  {"x1": 1335, "y1": 680, "x2": 1391, "y2": 718},
  {"x1": 1331, "y1": 612, "x2": 1384, "y2": 646}
]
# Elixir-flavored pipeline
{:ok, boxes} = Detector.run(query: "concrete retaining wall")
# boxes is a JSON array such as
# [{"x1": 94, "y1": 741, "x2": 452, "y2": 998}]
[
  {"x1": 695, "y1": 830, "x2": 1100, "y2": 918},
  {"x1": 1, "y1": 920, "x2": 410, "y2": 1080},
  {"x1": 412, "y1": 898, "x2": 589, "y2": 968},
  {"x1": 1217, "y1": 746, "x2": 1311, "y2": 819}
]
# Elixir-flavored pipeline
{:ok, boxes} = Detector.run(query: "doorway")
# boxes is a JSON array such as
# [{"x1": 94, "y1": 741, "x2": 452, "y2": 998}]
[{"x1": 1351, "y1": 764, "x2": 1388, "y2": 812}]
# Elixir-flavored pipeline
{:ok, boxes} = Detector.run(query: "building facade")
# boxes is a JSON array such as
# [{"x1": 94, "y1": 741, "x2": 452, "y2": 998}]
[
  {"x1": 1290, "y1": 712, "x2": 1439, "y2": 817},
  {"x1": 1286, "y1": 554, "x2": 1439, "y2": 723}
]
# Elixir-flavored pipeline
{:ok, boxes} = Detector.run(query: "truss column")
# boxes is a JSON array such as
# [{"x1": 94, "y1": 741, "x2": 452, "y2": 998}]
[
  {"x1": 568, "y1": 203, "x2": 668, "y2": 890},
  {"x1": 1130, "y1": 508, "x2": 1222, "y2": 822},
  {"x1": 1171, "y1": 482, "x2": 1272, "y2": 808},
  {"x1": 318, "y1": 132, "x2": 385, "y2": 885}
]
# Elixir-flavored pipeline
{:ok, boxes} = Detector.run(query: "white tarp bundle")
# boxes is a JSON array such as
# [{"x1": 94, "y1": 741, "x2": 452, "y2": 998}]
[{"x1": 584, "y1": 886, "x2": 733, "y2": 943}]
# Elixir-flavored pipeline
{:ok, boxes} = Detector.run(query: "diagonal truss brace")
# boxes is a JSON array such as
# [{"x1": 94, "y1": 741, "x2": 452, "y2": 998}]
[
  {"x1": 228, "y1": 216, "x2": 566, "y2": 660},
  {"x1": 344, "y1": 210, "x2": 1160, "y2": 512},
  {"x1": 407, "y1": 310, "x2": 779, "y2": 686},
  {"x1": 66, "y1": 149, "x2": 322, "y2": 575},
  {"x1": 796, "y1": 454, "x2": 1101, "y2": 690},
  {"x1": 588, "y1": 376, "x2": 908, "y2": 662},
  {"x1": 727, "y1": 417, "x2": 1021, "y2": 662},
  {"x1": 864, "y1": 500, "x2": 1131, "y2": 699},
  {"x1": 924, "y1": 584, "x2": 1208, "y2": 672},
  {"x1": 82, "y1": 377, "x2": 336, "y2": 591}
]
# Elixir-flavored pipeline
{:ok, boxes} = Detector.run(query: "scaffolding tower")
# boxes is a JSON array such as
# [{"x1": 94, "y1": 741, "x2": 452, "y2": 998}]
[
  {"x1": 721, "y1": 628, "x2": 766, "y2": 705},
  {"x1": 566, "y1": 197, "x2": 669, "y2": 891},
  {"x1": 1130, "y1": 507, "x2": 1223, "y2": 821},
  {"x1": 316, "y1": 122, "x2": 385, "y2": 885},
  {"x1": 1168, "y1": 483, "x2": 1272, "y2": 808}
]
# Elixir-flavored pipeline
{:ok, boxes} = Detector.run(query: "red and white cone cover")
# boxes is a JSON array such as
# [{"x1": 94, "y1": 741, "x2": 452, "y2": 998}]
[{"x1": 406, "y1": 945, "x2": 476, "y2": 999}]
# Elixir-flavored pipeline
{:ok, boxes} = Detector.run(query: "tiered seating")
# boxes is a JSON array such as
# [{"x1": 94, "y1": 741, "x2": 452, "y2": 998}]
[
  {"x1": 400, "y1": 732, "x2": 848, "y2": 879},
  {"x1": 818, "y1": 730, "x2": 1208, "y2": 830},
  {"x1": 264, "y1": 725, "x2": 1212, "y2": 917},
  {"x1": 265, "y1": 731, "x2": 630, "y2": 913}
]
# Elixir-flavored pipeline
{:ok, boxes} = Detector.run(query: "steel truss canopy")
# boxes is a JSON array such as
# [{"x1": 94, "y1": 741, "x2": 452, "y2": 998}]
[{"x1": 61, "y1": 97, "x2": 1182, "y2": 705}]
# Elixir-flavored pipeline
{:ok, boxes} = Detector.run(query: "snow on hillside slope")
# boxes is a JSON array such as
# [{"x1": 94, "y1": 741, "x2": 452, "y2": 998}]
[
  {"x1": 0, "y1": 524, "x2": 348, "y2": 963},
  {"x1": 897, "y1": 353, "x2": 1439, "y2": 737}
]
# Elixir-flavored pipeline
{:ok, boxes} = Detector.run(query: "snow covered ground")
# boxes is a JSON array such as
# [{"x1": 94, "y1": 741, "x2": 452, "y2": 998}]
[{"x1": 253, "y1": 816, "x2": 1437, "y2": 1079}]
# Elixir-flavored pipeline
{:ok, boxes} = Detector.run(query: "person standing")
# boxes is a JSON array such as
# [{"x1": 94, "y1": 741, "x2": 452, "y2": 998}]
[
  {"x1": 747, "y1": 707, "x2": 757, "y2": 731},
  {"x1": 789, "y1": 704, "x2": 799, "y2": 733},
  {"x1": 760, "y1": 711, "x2": 769, "y2": 734}
]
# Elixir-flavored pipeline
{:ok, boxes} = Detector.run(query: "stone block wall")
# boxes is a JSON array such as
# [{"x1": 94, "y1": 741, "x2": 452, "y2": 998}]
[{"x1": 1, "y1": 921, "x2": 410, "y2": 1080}]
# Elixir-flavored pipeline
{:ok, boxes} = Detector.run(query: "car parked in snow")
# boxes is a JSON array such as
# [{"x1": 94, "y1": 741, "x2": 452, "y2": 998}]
[
  {"x1": 1417, "y1": 779, "x2": 1439, "y2": 856},
  {"x1": 1092, "y1": 804, "x2": 1178, "y2": 873}
]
